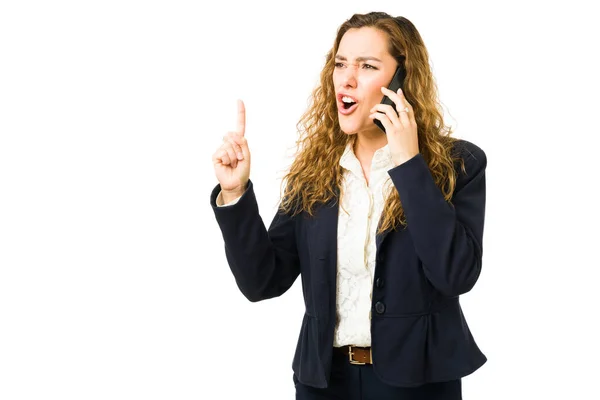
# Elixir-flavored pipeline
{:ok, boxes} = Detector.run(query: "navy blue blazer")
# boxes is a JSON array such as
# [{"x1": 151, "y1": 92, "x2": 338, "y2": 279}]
[{"x1": 210, "y1": 138, "x2": 487, "y2": 388}]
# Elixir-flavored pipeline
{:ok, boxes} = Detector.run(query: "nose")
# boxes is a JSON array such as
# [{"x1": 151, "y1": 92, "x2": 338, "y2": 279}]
[{"x1": 341, "y1": 65, "x2": 357, "y2": 88}]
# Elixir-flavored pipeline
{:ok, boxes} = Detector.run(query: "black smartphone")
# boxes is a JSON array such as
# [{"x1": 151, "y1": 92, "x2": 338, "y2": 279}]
[{"x1": 374, "y1": 66, "x2": 406, "y2": 133}]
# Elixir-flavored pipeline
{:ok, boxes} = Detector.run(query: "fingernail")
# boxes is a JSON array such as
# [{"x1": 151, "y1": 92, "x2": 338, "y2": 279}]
[{"x1": 237, "y1": 152, "x2": 243, "y2": 159}]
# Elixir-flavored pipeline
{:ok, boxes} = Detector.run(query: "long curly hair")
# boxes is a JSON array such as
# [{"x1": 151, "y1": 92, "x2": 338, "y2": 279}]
[{"x1": 279, "y1": 12, "x2": 465, "y2": 234}]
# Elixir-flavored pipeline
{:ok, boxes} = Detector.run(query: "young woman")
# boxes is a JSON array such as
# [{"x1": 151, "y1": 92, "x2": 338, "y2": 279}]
[{"x1": 211, "y1": 11, "x2": 487, "y2": 400}]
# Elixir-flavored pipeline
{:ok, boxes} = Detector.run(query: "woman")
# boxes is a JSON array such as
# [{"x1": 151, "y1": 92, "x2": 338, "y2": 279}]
[{"x1": 210, "y1": 11, "x2": 487, "y2": 399}]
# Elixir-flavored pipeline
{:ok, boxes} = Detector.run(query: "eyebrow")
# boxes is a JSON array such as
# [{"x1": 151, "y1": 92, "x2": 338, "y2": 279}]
[{"x1": 335, "y1": 55, "x2": 382, "y2": 63}]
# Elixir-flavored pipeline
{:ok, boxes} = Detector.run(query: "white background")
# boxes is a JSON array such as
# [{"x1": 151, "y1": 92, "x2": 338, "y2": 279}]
[{"x1": 1, "y1": 1, "x2": 599, "y2": 399}]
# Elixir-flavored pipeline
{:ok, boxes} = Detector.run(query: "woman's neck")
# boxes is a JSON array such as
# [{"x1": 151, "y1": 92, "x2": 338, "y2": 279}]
[
  {"x1": 351, "y1": 130, "x2": 388, "y2": 185},
  {"x1": 353, "y1": 129, "x2": 388, "y2": 161}
]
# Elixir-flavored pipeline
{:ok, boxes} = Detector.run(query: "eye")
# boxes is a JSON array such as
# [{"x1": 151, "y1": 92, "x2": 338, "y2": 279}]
[
  {"x1": 362, "y1": 63, "x2": 377, "y2": 70},
  {"x1": 334, "y1": 62, "x2": 345, "y2": 68}
]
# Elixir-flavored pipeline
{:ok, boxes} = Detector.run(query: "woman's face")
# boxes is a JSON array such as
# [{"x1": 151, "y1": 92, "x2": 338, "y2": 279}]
[{"x1": 333, "y1": 27, "x2": 399, "y2": 135}]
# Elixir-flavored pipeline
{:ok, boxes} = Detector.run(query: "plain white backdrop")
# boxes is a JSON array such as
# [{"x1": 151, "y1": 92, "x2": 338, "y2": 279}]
[{"x1": 1, "y1": 0, "x2": 599, "y2": 399}]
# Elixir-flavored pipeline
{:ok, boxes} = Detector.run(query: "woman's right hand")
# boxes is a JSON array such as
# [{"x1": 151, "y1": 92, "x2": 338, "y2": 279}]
[{"x1": 212, "y1": 99, "x2": 251, "y2": 201}]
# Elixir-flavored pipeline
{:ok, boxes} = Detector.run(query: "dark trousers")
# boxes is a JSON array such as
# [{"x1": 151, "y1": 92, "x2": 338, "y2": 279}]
[{"x1": 294, "y1": 350, "x2": 462, "y2": 400}]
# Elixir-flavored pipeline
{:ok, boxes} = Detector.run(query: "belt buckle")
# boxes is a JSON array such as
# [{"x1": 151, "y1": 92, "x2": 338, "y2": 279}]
[{"x1": 348, "y1": 346, "x2": 366, "y2": 365}]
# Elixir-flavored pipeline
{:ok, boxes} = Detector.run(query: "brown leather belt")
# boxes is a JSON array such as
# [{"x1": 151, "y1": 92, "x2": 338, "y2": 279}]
[{"x1": 335, "y1": 345, "x2": 372, "y2": 365}]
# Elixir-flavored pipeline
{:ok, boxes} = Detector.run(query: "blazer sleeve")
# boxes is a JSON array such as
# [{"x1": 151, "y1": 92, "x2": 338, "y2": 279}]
[
  {"x1": 210, "y1": 180, "x2": 300, "y2": 302},
  {"x1": 387, "y1": 140, "x2": 487, "y2": 297}
]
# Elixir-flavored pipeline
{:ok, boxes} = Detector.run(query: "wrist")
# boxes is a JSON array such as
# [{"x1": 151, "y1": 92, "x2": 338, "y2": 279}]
[{"x1": 221, "y1": 185, "x2": 246, "y2": 203}]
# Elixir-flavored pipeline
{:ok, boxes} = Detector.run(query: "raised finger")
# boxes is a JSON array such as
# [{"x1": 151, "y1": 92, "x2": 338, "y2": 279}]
[{"x1": 236, "y1": 99, "x2": 246, "y2": 137}]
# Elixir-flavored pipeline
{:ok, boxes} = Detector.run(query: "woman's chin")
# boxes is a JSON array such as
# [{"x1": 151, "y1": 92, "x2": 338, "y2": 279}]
[
  {"x1": 339, "y1": 121, "x2": 371, "y2": 135},
  {"x1": 338, "y1": 120, "x2": 363, "y2": 135}
]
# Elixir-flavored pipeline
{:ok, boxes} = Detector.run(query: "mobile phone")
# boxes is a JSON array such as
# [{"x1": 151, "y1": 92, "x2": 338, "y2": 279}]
[{"x1": 374, "y1": 66, "x2": 406, "y2": 132}]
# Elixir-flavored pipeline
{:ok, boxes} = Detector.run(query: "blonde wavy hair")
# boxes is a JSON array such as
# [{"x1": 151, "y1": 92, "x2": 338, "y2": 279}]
[{"x1": 279, "y1": 12, "x2": 465, "y2": 234}]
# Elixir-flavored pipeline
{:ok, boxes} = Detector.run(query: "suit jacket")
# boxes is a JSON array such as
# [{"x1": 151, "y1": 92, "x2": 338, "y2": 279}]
[{"x1": 210, "y1": 138, "x2": 487, "y2": 388}]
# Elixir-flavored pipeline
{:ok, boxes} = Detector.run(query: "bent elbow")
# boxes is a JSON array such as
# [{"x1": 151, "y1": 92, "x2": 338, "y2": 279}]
[
  {"x1": 237, "y1": 279, "x2": 286, "y2": 303},
  {"x1": 244, "y1": 291, "x2": 266, "y2": 303},
  {"x1": 237, "y1": 283, "x2": 269, "y2": 303},
  {"x1": 432, "y1": 260, "x2": 482, "y2": 297}
]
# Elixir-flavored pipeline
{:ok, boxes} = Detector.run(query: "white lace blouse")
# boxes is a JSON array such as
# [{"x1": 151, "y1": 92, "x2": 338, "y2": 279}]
[{"x1": 216, "y1": 142, "x2": 395, "y2": 347}]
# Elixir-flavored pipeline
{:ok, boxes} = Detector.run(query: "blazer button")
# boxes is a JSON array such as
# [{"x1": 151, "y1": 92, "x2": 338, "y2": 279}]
[
  {"x1": 375, "y1": 278, "x2": 384, "y2": 288},
  {"x1": 375, "y1": 301, "x2": 386, "y2": 314}
]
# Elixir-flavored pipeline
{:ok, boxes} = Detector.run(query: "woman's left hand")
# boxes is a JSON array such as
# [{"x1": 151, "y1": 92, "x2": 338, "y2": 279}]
[{"x1": 370, "y1": 87, "x2": 420, "y2": 166}]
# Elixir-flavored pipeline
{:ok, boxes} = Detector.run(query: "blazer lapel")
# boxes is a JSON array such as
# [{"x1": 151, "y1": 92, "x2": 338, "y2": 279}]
[
  {"x1": 309, "y1": 196, "x2": 339, "y2": 262},
  {"x1": 307, "y1": 192, "x2": 339, "y2": 319},
  {"x1": 375, "y1": 222, "x2": 392, "y2": 250}
]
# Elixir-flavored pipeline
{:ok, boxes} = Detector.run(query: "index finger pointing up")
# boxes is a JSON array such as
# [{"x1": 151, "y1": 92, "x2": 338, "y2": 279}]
[{"x1": 237, "y1": 99, "x2": 246, "y2": 136}]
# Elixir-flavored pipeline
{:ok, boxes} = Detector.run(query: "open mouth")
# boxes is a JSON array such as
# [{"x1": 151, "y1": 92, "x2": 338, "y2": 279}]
[
  {"x1": 343, "y1": 99, "x2": 356, "y2": 109},
  {"x1": 339, "y1": 94, "x2": 358, "y2": 114},
  {"x1": 341, "y1": 95, "x2": 357, "y2": 108}
]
